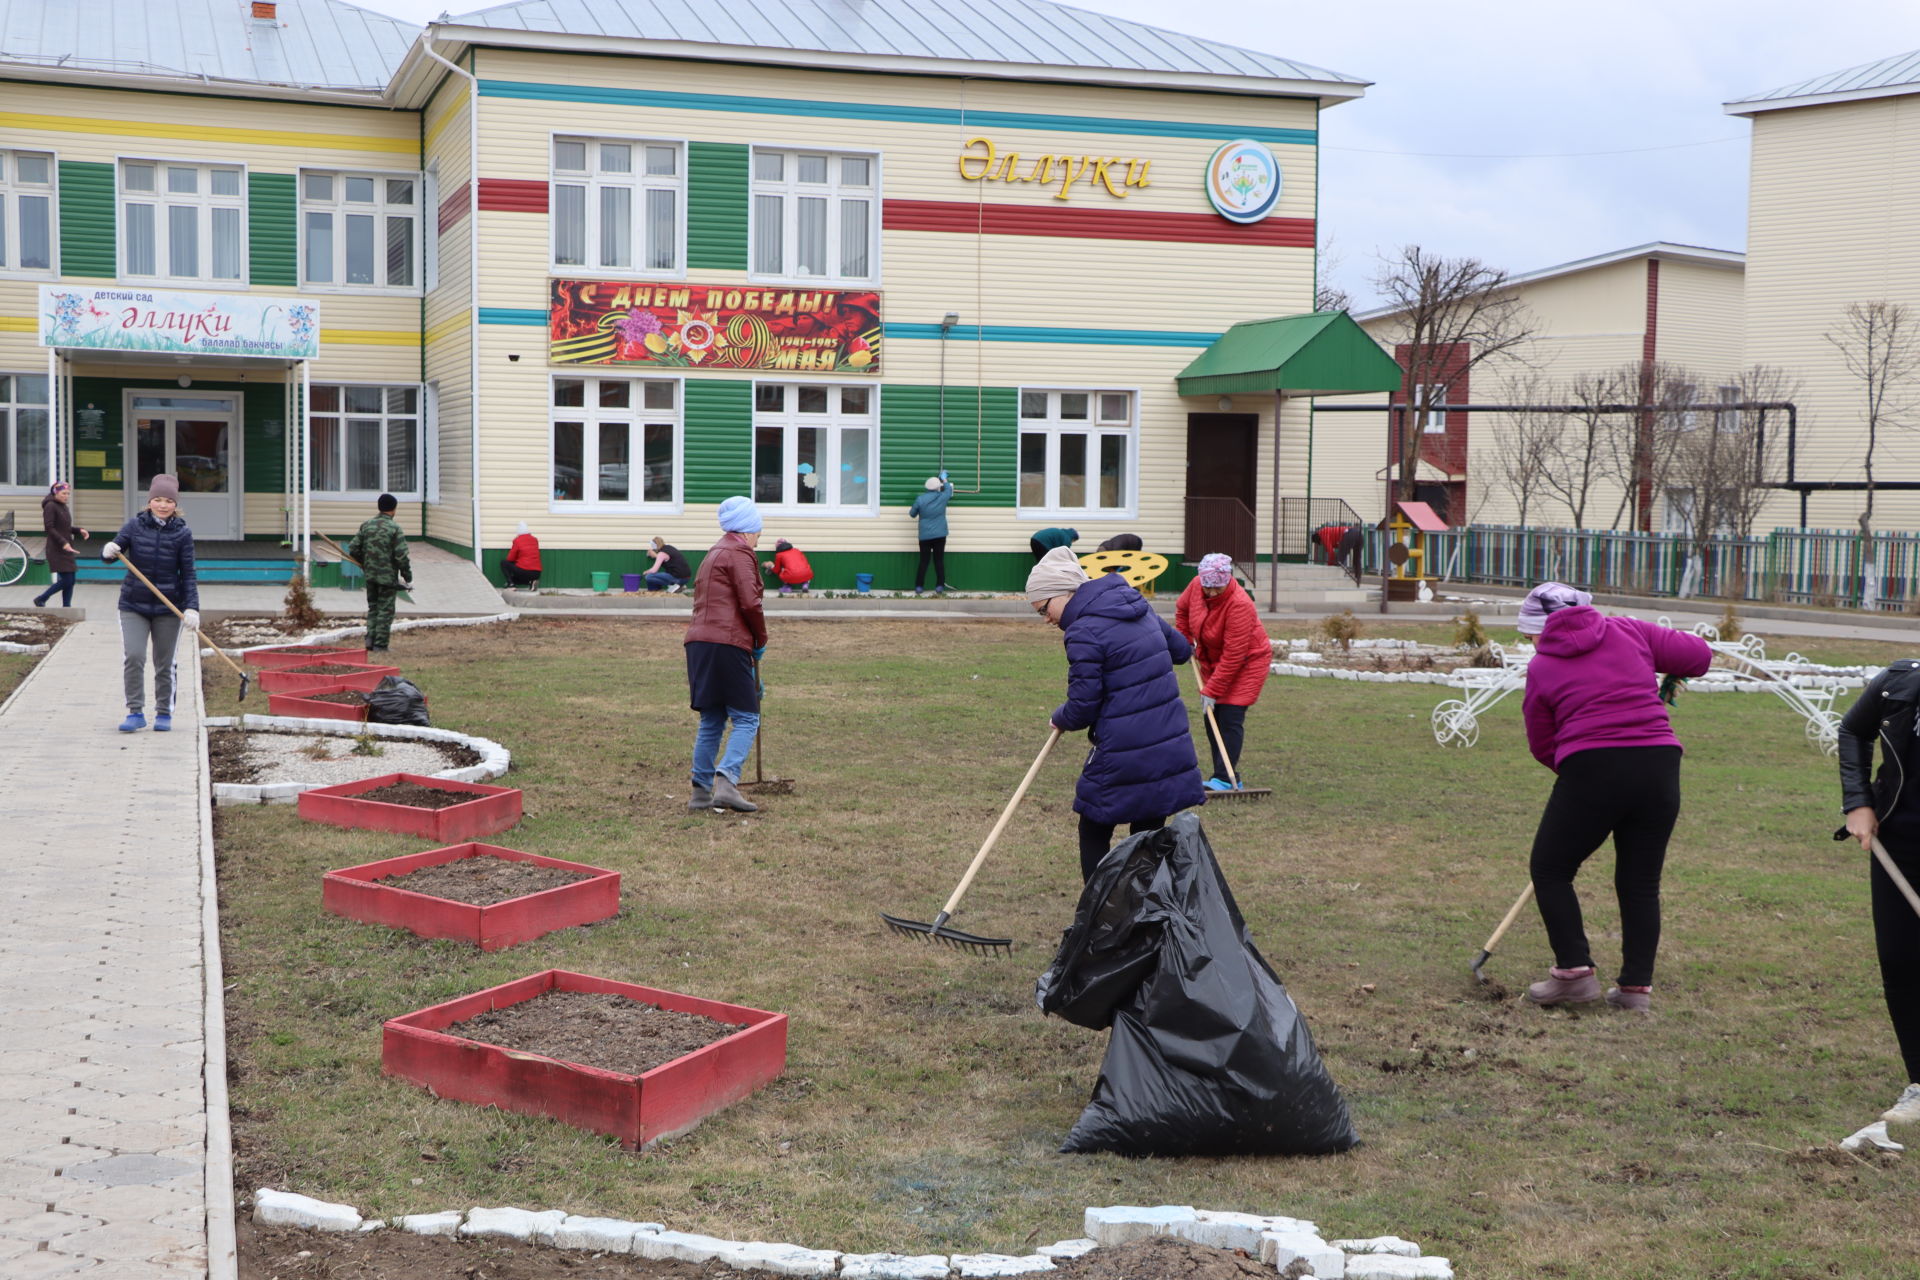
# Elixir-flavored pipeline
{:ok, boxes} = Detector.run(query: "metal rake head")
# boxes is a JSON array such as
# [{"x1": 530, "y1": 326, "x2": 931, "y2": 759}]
[
  {"x1": 880, "y1": 912, "x2": 1013, "y2": 957},
  {"x1": 1204, "y1": 785, "x2": 1271, "y2": 803}
]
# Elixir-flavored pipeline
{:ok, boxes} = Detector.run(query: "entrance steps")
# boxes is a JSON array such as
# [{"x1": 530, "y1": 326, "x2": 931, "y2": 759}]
[{"x1": 1249, "y1": 562, "x2": 1376, "y2": 610}]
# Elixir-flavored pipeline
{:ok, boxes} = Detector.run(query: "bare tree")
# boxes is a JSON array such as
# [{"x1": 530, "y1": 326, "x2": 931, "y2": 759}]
[
  {"x1": 1372, "y1": 246, "x2": 1538, "y2": 503},
  {"x1": 1315, "y1": 233, "x2": 1353, "y2": 314},
  {"x1": 1658, "y1": 365, "x2": 1797, "y2": 595},
  {"x1": 1825, "y1": 301, "x2": 1920, "y2": 542},
  {"x1": 1603, "y1": 360, "x2": 1691, "y2": 530},
  {"x1": 1542, "y1": 366, "x2": 1637, "y2": 528},
  {"x1": 1483, "y1": 372, "x2": 1564, "y2": 524}
]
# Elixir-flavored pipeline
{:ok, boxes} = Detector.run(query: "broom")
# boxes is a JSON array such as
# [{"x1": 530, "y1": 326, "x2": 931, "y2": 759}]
[{"x1": 1189, "y1": 663, "x2": 1270, "y2": 802}]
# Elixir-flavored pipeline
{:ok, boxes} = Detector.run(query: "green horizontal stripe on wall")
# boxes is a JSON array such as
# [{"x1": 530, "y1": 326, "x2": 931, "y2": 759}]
[
  {"x1": 687, "y1": 141, "x2": 748, "y2": 272},
  {"x1": 248, "y1": 172, "x2": 296, "y2": 289},
  {"x1": 683, "y1": 378, "x2": 753, "y2": 504},
  {"x1": 478, "y1": 80, "x2": 1317, "y2": 146},
  {"x1": 880, "y1": 385, "x2": 1018, "y2": 508},
  {"x1": 480, "y1": 546, "x2": 1040, "y2": 593},
  {"x1": 886, "y1": 322, "x2": 1219, "y2": 347},
  {"x1": 57, "y1": 160, "x2": 115, "y2": 279}
]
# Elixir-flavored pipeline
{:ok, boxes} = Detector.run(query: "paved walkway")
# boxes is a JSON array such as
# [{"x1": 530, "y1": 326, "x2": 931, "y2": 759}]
[{"x1": 0, "y1": 620, "x2": 231, "y2": 1278}]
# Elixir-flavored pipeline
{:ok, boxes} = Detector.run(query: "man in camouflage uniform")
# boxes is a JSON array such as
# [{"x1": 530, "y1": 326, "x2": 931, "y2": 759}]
[{"x1": 347, "y1": 493, "x2": 412, "y2": 656}]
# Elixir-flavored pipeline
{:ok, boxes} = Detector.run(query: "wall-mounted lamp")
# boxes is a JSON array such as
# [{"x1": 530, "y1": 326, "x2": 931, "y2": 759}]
[
  {"x1": 939, "y1": 311, "x2": 960, "y2": 330},
  {"x1": 177, "y1": 375, "x2": 193, "y2": 389},
  {"x1": 1217, "y1": 396, "x2": 1233, "y2": 412},
  {"x1": 507, "y1": 354, "x2": 521, "y2": 362}
]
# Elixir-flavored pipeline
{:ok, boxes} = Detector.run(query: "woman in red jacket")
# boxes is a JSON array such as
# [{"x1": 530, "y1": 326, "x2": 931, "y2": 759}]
[
  {"x1": 504, "y1": 522, "x2": 541, "y2": 588},
  {"x1": 1175, "y1": 553, "x2": 1272, "y2": 791},
  {"x1": 765, "y1": 539, "x2": 812, "y2": 595}
]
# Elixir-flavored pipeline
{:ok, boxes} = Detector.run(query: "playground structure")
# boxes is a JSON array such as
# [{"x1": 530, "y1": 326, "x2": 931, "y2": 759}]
[{"x1": 1427, "y1": 621, "x2": 1861, "y2": 754}]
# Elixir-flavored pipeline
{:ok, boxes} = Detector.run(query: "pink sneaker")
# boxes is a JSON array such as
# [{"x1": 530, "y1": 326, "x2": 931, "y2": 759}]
[
  {"x1": 1607, "y1": 985, "x2": 1652, "y2": 1012},
  {"x1": 1526, "y1": 966, "x2": 1602, "y2": 1006}
]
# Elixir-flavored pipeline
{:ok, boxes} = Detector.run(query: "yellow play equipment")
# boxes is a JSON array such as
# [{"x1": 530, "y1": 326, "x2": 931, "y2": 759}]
[{"x1": 1078, "y1": 549, "x2": 1170, "y2": 596}]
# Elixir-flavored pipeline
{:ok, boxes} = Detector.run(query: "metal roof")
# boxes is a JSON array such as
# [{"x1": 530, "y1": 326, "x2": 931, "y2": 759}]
[
  {"x1": 1353, "y1": 242, "x2": 1745, "y2": 324},
  {"x1": 1726, "y1": 49, "x2": 1920, "y2": 116},
  {"x1": 0, "y1": 0, "x2": 419, "y2": 94},
  {"x1": 441, "y1": 0, "x2": 1365, "y2": 91}
]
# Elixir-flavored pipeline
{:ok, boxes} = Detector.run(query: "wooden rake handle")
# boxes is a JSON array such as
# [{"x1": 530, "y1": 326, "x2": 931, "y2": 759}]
[
  {"x1": 939, "y1": 726, "x2": 1062, "y2": 918},
  {"x1": 1186, "y1": 660, "x2": 1242, "y2": 789},
  {"x1": 1871, "y1": 836, "x2": 1920, "y2": 921},
  {"x1": 1481, "y1": 881, "x2": 1536, "y2": 954},
  {"x1": 116, "y1": 555, "x2": 249, "y2": 683}
]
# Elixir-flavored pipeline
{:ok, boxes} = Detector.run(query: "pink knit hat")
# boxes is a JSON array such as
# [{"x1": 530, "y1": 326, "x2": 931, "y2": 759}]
[{"x1": 1197, "y1": 553, "x2": 1235, "y2": 588}]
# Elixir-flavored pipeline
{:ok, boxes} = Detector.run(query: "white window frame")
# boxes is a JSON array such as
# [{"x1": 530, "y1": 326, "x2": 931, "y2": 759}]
[
  {"x1": 1714, "y1": 383, "x2": 1741, "y2": 433},
  {"x1": 0, "y1": 148, "x2": 57, "y2": 278},
  {"x1": 748, "y1": 145, "x2": 881, "y2": 287},
  {"x1": 1674, "y1": 382, "x2": 1700, "y2": 431},
  {"x1": 118, "y1": 156, "x2": 248, "y2": 285},
  {"x1": 1419, "y1": 383, "x2": 1448, "y2": 434},
  {"x1": 548, "y1": 373, "x2": 683, "y2": 512},
  {"x1": 750, "y1": 381, "x2": 880, "y2": 514},
  {"x1": 1662, "y1": 486, "x2": 1695, "y2": 535},
  {"x1": 0, "y1": 372, "x2": 51, "y2": 493},
  {"x1": 549, "y1": 135, "x2": 686, "y2": 277},
  {"x1": 307, "y1": 383, "x2": 425, "y2": 500},
  {"x1": 298, "y1": 167, "x2": 423, "y2": 294},
  {"x1": 1015, "y1": 386, "x2": 1138, "y2": 519}
]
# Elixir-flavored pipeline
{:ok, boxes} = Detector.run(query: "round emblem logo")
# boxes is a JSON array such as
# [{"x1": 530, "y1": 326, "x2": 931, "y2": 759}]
[{"x1": 1205, "y1": 140, "x2": 1282, "y2": 224}]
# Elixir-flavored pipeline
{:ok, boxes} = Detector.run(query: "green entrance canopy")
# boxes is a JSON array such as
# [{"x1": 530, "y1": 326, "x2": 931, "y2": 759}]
[{"x1": 1175, "y1": 311, "x2": 1403, "y2": 397}]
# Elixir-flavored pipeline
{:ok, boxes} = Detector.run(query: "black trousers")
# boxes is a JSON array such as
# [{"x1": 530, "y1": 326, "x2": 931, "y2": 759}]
[
  {"x1": 1529, "y1": 746, "x2": 1681, "y2": 988},
  {"x1": 916, "y1": 537, "x2": 947, "y2": 589},
  {"x1": 1205, "y1": 703, "x2": 1248, "y2": 781},
  {"x1": 1079, "y1": 814, "x2": 1167, "y2": 881},
  {"x1": 1030, "y1": 538, "x2": 1048, "y2": 563},
  {"x1": 1871, "y1": 832, "x2": 1920, "y2": 1081},
  {"x1": 503, "y1": 563, "x2": 539, "y2": 587}
]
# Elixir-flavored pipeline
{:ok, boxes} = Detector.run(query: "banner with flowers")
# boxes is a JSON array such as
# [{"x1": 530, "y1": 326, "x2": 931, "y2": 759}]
[
  {"x1": 39, "y1": 286, "x2": 318, "y2": 358},
  {"x1": 548, "y1": 280, "x2": 880, "y2": 374}
]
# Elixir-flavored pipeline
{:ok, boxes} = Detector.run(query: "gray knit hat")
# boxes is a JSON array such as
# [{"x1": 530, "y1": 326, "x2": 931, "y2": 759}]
[{"x1": 148, "y1": 473, "x2": 179, "y2": 502}]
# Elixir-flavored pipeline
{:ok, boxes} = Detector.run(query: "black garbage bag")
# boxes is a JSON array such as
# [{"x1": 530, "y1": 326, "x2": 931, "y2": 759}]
[
  {"x1": 1035, "y1": 812, "x2": 1357, "y2": 1157},
  {"x1": 364, "y1": 675, "x2": 431, "y2": 727}
]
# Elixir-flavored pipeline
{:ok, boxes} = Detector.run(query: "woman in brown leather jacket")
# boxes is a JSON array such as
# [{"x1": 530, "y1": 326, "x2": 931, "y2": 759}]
[
  {"x1": 684, "y1": 496, "x2": 768, "y2": 813},
  {"x1": 1838, "y1": 657, "x2": 1920, "y2": 1140}
]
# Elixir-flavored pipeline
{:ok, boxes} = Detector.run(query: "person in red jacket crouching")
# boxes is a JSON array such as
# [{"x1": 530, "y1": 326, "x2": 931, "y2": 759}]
[
  {"x1": 504, "y1": 521, "x2": 541, "y2": 588},
  {"x1": 766, "y1": 539, "x2": 812, "y2": 595},
  {"x1": 1174, "y1": 552, "x2": 1272, "y2": 792}
]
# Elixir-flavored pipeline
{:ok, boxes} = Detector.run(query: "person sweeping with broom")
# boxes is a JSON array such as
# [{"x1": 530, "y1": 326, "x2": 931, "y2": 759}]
[
  {"x1": 102, "y1": 474, "x2": 198, "y2": 733},
  {"x1": 1028, "y1": 546, "x2": 1204, "y2": 881},
  {"x1": 1175, "y1": 553, "x2": 1272, "y2": 793},
  {"x1": 1518, "y1": 582, "x2": 1712, "y2": 1012}
]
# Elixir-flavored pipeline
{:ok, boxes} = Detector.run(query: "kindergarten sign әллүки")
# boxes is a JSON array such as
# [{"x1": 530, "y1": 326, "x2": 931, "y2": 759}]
[{"x1": 39, "y1": 286, "x2": 320, "y2": 359}]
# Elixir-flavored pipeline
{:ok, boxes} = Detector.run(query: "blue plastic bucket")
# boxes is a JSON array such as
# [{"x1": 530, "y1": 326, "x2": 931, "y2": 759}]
[{"x1": 854, "y1": 572, "x2": 874, "y2": 594}]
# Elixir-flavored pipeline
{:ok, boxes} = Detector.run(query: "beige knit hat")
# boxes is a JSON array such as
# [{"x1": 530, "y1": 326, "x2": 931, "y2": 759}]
[{"x1": 1024, "y1": 545, "x2": 1089, "y2": 604}]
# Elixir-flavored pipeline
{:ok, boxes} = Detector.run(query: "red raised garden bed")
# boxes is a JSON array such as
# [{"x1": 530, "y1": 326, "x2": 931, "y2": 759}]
[
  {"x1": 382, "y1": 969, "x2": 787, "y2": 1148},
  {"x1": 324, "y1": 843, "x2": 619, "y2": 950},
  {"x1": 267, "y1": 684, "x2": 370, "y2": 722},
  {"x1": 244, "y1": 644, "x2": 370, "y2": 668},
  {"x1": 297, "y1": 774, "x2": 523, "y2": 840},
  {"x1": 258, "y1": 661, "x2": 402, "y2": 694}
]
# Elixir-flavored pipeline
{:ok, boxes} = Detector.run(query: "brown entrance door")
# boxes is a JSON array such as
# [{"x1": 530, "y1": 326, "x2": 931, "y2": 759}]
[{"x1": 1184, "y1": 413, "x2": 1259, "y2": 565}]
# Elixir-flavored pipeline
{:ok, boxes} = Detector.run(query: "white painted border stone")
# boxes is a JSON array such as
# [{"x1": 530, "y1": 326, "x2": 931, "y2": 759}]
[
  {"x1": 1344, "y1": 1257, "x2": 1453, "y2": 1280},
  {"x1": 841, "y1": 1253, "x2": 951, "y2": 1280},
  {"x1": 1085, "y1": 1205, "x2": 1197, "y2": 1245},
  {"x1": 253, "y1": 1188, "x2": 361, "y2": 1232},
  {"x1": 952, "y1": 1254, "x2": 1055, "y2": 1276},
  {"x1": 1035, "y1": 1240, "x2": 1097, "y2": 1260},
  {"x1": 204, "y1": 715, "x2": 510, "y2": 805},
  {"x1": 209, "y1": 611, "x2": 521, "y2": 659},
  {"x1": 0, "y1": 640, "x2": 48, "y2": 654},
  {"x1": 461, "y1": 1206, "x2": 566, "y2": 1242},
  {"x1": 1334, "y1": 1238, "x2": 1420, "y2": 1258}
]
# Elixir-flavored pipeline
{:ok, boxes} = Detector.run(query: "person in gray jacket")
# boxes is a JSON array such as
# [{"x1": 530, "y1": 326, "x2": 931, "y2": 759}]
[{"x1": 908, "y1": 471, "x2": 953, "y2": 596}]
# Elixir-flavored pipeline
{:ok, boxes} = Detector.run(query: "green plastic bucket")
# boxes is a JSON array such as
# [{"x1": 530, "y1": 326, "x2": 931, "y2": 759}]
[{"x1": 590, "y1": 570, "x2": 611, "y2": 592}]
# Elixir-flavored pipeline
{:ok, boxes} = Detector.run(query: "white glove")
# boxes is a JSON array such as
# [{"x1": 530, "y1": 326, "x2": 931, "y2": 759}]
[
  {"x1": 1201, "y1": 695, "x2": 1217, "y2": 712},
  {"x1": 182, "y1": 609, "x2": 200, "y2": 633},
  {"x1": 101, "y1": 541, "x2": 121, "y2": 561}
]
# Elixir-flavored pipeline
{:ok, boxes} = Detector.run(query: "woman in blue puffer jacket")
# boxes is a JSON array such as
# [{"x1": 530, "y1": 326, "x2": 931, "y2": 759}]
[
  {"x1": 102, "y1": 474, "x2": 199, "y2": 733},
  {"x1": 1026, "y1": 546, "x2": 1206, "y2": 879}
]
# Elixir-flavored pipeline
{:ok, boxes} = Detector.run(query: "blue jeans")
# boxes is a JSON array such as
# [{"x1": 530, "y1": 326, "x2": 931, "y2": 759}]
[
  {"x1": 692, "y1": 706, "x2": 760, "y2": 787},
  {"x1": 646, "y1": 571, "x2": 688, "y2": 591},
  {"x1": 34, "y1": 571, "x2": 76, "y2": 607}
]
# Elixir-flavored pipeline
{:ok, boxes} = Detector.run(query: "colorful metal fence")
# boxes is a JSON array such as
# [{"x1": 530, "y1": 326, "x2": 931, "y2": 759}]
[{"x1": 1418, "y1": 525, "x2": 1920, "y2": 611}]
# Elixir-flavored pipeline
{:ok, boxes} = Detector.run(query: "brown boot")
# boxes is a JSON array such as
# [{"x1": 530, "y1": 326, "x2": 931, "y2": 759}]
[
  {"x1": 1526, "y1": 966, "x2": 1602, "y2": 1006},
  {"x1": 712, "y1": 775, "x2": 758, "y2": 812}
]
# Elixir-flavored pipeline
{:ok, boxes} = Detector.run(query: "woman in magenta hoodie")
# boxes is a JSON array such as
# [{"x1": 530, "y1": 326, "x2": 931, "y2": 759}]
[{"x1": 1518, "y1": 583, "x2": 1713, "y2": 1012}]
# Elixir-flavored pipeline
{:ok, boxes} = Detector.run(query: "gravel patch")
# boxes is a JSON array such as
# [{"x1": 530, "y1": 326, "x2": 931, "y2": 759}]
[{"x1": 227, "y1": 730, "x2": 471, "y2": 786}]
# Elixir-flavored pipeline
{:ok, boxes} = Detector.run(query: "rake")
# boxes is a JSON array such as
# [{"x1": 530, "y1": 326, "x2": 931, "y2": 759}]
[
  {"x1": 1471, "y1": 882, "x2": 1536, "y2": 984},
  {"x1": 740, "y1": 658, "x2": 793, "y2": 795},
  {"x1": 1188, "y1": 664, "x2": 1270, "y2": 802},
  {"x1": 881, "y1": 726, "x2": 1060, "y2": 956},
  {"x1": 316, "y1": 532, "x2": 413, "y2": 603},
  {"x1": 117, "y1": 556, "x2": 251, "y2": 702}
]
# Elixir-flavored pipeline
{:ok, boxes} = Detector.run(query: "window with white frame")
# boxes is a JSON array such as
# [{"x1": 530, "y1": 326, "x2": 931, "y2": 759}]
[
  {"x1": 0, "y1": 151, "x2": 55, "y2": 274},
  {"x1": 750, "y1": 149, "x2": 875, "y2": 283},
  {"x1": 751, "y1": 383, "x2": 874, "y2": 510},
  {"x1": 0, "y1": 374, "x2": 50, "y2": 490},
  {"x1": 551, "y1": 137, "x2": 681, "y2": 273},
  {"x1": 308, "y1": 385, "x2": 420, "y2": 496},
  {"x1": 1017, "y1": 389, "x2": 1134, "y2": 514},
  {"x1": 121, "y1": 160, "x2": 245, "y2": 282},
  {"x1": 1714, "y1": 383, "x2": 1741, "y2": 433},
  {"x1": 1673, "y1": 382, "x2": 1700, "y2": 430},
  {"x1": 1419, "y1": 383, "x2": 1448, "y2": 433},
  {"x1": 551, "y1": 375, "x2": 678, "y2": 507},
  {"x1": 301, "y1": 171, "x2": 418, "y2": 289}
]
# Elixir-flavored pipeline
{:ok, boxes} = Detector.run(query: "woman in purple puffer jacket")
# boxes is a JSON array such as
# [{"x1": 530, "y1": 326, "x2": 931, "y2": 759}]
[{"x1": 1517, "y1": 583, "x2": 1713, "y2": 1013}]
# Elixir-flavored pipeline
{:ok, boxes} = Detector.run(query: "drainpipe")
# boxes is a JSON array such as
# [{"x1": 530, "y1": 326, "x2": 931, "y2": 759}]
[{"x1": 422, "y1": 38, "x2": 484, "y2": 570}]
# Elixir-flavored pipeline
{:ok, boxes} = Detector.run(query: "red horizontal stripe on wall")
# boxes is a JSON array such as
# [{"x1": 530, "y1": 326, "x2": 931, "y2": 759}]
[
  {"x1": 883, "y1": 198, "x2": 1313, "y2": 247},
  {"x1": 478, "y1": 178, "x2": 549, "y2": 214},
  {"x1": 437, "y1": 180, "x2": 470, "y2": 234}
]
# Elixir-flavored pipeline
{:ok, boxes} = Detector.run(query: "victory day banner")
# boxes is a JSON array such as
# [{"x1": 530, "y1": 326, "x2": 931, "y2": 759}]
[{"x1": 549, "y1": 280, "x2": 881, "y2": 374}]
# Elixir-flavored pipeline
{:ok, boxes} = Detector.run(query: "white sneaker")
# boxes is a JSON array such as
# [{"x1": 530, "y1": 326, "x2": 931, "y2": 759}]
[{"x1": 1882, "y1": 1082, "x2": 1920, "y2": 1144}]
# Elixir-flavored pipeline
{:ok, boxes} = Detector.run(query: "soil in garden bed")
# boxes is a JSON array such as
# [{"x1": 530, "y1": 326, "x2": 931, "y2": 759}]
[
  {"x1": 0, "y1": 612, "x2": 73, "y2": 647},
  {"x1": 355, "y1": 780, "x2": 490, "y2": 809},
  {"x1": 285, "y1": 662, "x2": 372, "y2": 675},
  {"x1": 1054, "y1": 1237, "x2": 1275, "y2": 1280},
  {"x1": 378, "y1": 857, "x2": 592, "y2": 905},
  {"x1": 306, "y1": 691, "x2": 368, "y2": 705},
  {"x1": 445, "y1": 989, "x2": 743, "y2": 1076}
]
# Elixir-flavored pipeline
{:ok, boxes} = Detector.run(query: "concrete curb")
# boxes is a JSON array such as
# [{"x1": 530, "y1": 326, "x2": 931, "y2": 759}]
[
  {"x1": 195, "y1": 657, "x2": 240, "y2": 1280},
  {"x1": 207, "y1": 611, "x2": 521, "y2": 658},
  {"x1": 204, "y1": 716, "x2": 512, "y2": 804}
]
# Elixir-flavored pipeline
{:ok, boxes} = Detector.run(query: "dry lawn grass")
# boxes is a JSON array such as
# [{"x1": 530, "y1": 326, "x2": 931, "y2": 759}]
[{"x1": 213, "y1": 617, "x2": 1919, "y2": 1280}]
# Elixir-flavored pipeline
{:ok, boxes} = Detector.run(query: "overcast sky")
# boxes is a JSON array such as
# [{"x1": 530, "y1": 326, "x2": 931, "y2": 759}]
[{"x1": 374, "y1": 0, "x2": 1920, "y2": 308}]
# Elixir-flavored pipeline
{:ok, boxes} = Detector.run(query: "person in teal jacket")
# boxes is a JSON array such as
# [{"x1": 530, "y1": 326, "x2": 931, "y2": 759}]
[
  {"x1": 909, "y1": 472, "x2": 953, "y2": 595},
  {"x1": 1030, "y1": 525, "x2": 1079, "y2": 563}
]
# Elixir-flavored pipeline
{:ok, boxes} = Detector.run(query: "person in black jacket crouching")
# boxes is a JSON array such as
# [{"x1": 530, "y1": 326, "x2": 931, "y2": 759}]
[{"x1": 1838, "y1": 657, "x2": 1920, "y2": 1142}]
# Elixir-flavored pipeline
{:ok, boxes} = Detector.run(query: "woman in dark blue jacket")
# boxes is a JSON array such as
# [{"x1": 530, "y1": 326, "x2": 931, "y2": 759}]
[
  {"x1": 102, "y1": 474, "x2": 199, "y2": 733},
  {"x1": 1027, "y1": 546, "x2": 1206, "y2": 878}
]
